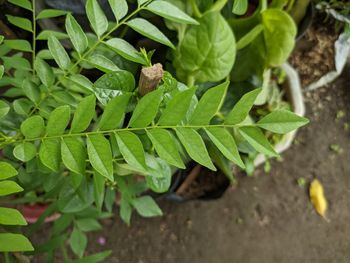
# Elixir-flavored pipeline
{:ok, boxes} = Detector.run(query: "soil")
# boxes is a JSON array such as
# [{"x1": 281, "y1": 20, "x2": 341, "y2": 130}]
[
  {"x1": 289, "y1": 14, "x2": 339, "y2": 87},
  {"x1": 84, "y1": 66, "x2": 350, "y2": 263}
]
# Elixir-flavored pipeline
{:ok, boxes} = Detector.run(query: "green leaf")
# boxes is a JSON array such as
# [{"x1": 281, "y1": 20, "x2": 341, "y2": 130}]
[
  {"x1": 86, "y1": 54, "x2": 120, "y2": 73},
  {"x1": 6, "y1": 15, "x2": 32, "y2": 32},
  {"x1": 37, "y1": 30, "x2": 69, "y2": 40},
  {"x1": 86, "y1": 0, "x2": 108, "y2": 37},
  {"x1": 36, "y1": 9, "x2": 67, "y2": 19},
  {"x1": 0, "y1": 233, "x2": 33, "y2": 252},
  {"x1": 146, "y1": 129, "x2": 185, "y2": 168},
  {"x1": 205, "y1": 127, "x2": 245, "y2": 168},
  {"x1": 47, "y1": 105, "x2": 71, "y2": 136},
  {"x1": 237, "y1": 24, "x2": 264, "y2": 50},
  {"x1": 115, "y1": 131, "x2": 147, "y2": 172},
  {"x1": 262, "y1": 9, "x2": 297, "y2": 66},
  {"x1": 3, "y1": 56, "x2": 31, "y2": 71},
  {"x1": 127, "y1": 18, "x2": 175, "y2": 49},
  {"x1": 105, "y1": 38, "x2": 145, "y2": 64},
  {"x1": 69, "y1": 227, "x2": 87, "y2": 258},
  {"x1": 39, "y1": 139, "x2": 61, "y2": 171},
  {"x1": 66, "y1": 13, "x2": 88, "y2": 54},
  {"x1": 61, "y1": 137, "x2": 86, "y2": 175},
  {"x1": 137, "y1": 0, "x2": 148, "y2": 5},
  {"x1": 175, "y1": 127, "x2": 216, "y2": 170},
  {"x1": 174, "y1": 12, "x2": 235, "y2": 83},
  {"x1": 0, "y1": 181, "x2": 23, "y2": 196},
  {"x1": 225, "y1": 88, "x2": 262, "y2": 125},
  {"x1": 145, "y1": 156, "x2": 172, "y2": 193},
  {"x1": 239, "y1": 126, "x2": 278, "y2": 157},
  {"x1": 132, "y1": 196, "x2": 162, "y2": 217},
  {"x1": 87, "y1": 134, "x2": 114, "y2": 181},
  {"x1": 128, "y1": 89, "x2": 162, "y2": 128},
  {"x1": 22, "y1": 80, "x2": 40, "y2": 103},
  {"x1": 158, "y1": 88, "x2": 195, "y2": 126},
  {"x1": 0, "y1": 100, "x2": 10, "y2": 119},
  {"x1": 4, "y1": 39, "x2": 32, "y2": 52},
  {"x1": 70, "y1": 250, "x2": 112, "y2": 263},
  {"x1": 20, "y1": 115, "x2": 45, "y2": 138},
  {"x1": 0, "y1": 162, "x2": 18, "y2": 180},
  {"x1": 0, "y1": 65, "x2": 3, "y2": 79},
  {"x1": 8, "y1": 0, "x2": 32, "y2": 11},
  {"x1": 71, "y1": 95, "x2": 96, "y2": 133},
  {"x1": 0, "y1": 207, "x2": 27, "y2": 225},
  {"x1": 48, "y1": 35, "x2": 71, "y2": 70},
  {"x1": 120, "y1": 196, "x2": 132, "y2": 225},
  {"x1": 76, "y1": 218, "x2": 102, "y2": 232},
  {"x1": 98, "y1": 93, "x2": 131, "y2": 130},
  {"x1": 35, "y1": 57, "x2": 55, "y2": 87},
  {"x1": 93, "y1": 172, "x2": 105, "y2": 210},
  {"x1": 189, "y1": 81, "x2": 228, "y2": 125},
  {"x1": 13, "y1": 142, "x2": 36, "y2": 162},
  {"x1": 146, "y1": 1, "x2": 199, "y2": 25},
  {"x1": 232, "y1": 0, "x2": 248, "y2": 15},
  {"x1": 70, "y1": 74, "x2": 94, "y2": 93},
  {"x1": 109, "y1": 0, "x2": 128, "y2": 21},
  {"x1": 257, "y1": 110, "x2": 309, "y2": 134}
]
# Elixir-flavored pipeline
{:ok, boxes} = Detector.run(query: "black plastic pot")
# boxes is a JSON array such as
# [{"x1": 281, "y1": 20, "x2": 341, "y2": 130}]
[{"x1": 296, "y1": 4, "x2": 314, "y2": 41}]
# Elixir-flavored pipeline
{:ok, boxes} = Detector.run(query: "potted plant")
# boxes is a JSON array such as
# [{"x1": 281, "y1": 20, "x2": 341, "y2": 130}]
[{"x1": 0, "y1": 0, "x2": 308, "y2": 261}]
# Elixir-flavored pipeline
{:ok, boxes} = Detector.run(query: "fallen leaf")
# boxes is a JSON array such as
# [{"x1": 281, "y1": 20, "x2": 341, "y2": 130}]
[{"x1": 309, "y1": 179, "x2": 329, "y2": 221}]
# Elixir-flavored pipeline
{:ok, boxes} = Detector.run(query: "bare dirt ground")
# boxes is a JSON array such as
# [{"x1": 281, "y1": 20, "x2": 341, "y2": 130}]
[{"x1": 79, "y1": 66, "x2": 350, "y2": 263}]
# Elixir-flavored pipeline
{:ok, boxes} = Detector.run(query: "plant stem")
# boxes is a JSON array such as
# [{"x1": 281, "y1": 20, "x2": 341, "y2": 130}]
[
  {"x1": 189, "y1": 0, "x2": 202, "y2": 18},
  {"x1": 32, "y1": 0, "x2": 36, "y2": 77}
]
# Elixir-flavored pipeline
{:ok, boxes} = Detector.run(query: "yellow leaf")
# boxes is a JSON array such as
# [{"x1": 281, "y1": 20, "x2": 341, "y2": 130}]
[{"x1": 309, "y1": 179, "x2": 329, "y2": 221}]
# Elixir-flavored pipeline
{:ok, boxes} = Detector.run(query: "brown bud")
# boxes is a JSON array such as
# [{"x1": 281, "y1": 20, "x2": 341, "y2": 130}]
[{"x1": 138, "y1": 63, "x2": 164, "y2": 96}]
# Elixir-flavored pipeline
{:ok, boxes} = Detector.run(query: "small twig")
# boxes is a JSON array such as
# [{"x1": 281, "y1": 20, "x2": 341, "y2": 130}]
[
  {"x1": 176, "y1": 165, "x2": 202, "y2": 195},
  {"x1": 138, "y1": 63, "x2": 164, "y2": 96}
]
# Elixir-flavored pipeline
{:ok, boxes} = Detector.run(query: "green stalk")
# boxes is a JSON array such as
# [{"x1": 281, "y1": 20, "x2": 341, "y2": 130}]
[{"x1": 32, "y1": 0, "x2": 36, "y2": 77}]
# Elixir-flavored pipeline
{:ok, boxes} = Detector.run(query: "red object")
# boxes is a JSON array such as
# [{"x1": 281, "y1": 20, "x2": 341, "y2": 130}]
[{"x1": 20, "y1": 204, "x2": 60, "y2": 224}]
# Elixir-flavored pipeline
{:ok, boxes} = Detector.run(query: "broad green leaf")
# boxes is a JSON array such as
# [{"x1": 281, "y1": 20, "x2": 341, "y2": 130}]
[
  {"x1": 0, "y1": 100, "x2": 10, "y2": 119},
  {"x1": 70, "y1": 74, "x2": 94, "y2": 93},
  {"x1": 86, "y1": 54, "x2": 120, "y2": 73},
  {"x1": 0, "y1": 181, "x2": 23, "y2": 196},
  {"x1": 225, "y1": 88, "x2": 262, "y2": 125},
  {"x1": 174, "y1": 12, "x2": 235, "y2": 83},
  {"x1": 37, "y1": 30, "x2": 69, "y2": 40},
  {"x1": 61, "y1": 137, "x2": 86, "y2": 175},
  {"x1": 128, "y1": 89, "x2": 163, "y2": 128},
  {"x1": 71, "y1": 95, "x2": 96, "y2": 133},
  {"x1": 189, "y1": 81, "x2": 228, "y2": 125},
  {"x1": 8, "y1": 0, "x2": 32, "y2": 11},
  {"x1": 208, "y1": 142, "x2": 235, "y2": 183},
  {"x1": 109, "y1": 0, "x2": 128, "y2": 21},
  {"x1": 22, "y1": 80, "x2": 40, "y2": 103},
  {"x1": 39, "y1": 139, "x2": 61, "y2": 171},
  {"x1": 66, "y1": 13, "x2": 88, "y2": 54},
  {"x1": 93, "y1": 172, "x2": 105, "y2": 210},
  {"x1": 115, "y1": 131, "x2": 147, "y2": 172},
  {"x1": 105, "y1": 38, "x2": 145, "y2": 64},
  {"x1": 0, "y1": 207, "x2": 27, "y2": 225},
  {"x1": 257, "y1": 110, "x2": 309, "y2": 134},
  {"x1": 35, "y1": 57, "x2": 55, "y2": 87},
  {"x1": 137, "y1": 0, "x2": 148, "y2": 5},
  {"x1": 145, "y1": 156, "x2": 172, "y2": 193},
  {"x1": 4, "y1": 40, "x2": 32, "y2": 52},
  {"x1": 47, "y1": 105, "x2": 71, "y2": 136},
  {"x1": 146, "y1": 1, "x2": 199, "y2": 25},
  {"x1": 239, "y1": 126, "x2": 278, "y2": 157},
  {"x1": 87, "y1": 134, "x2": 114, "y2": 181},
  {"x1": 0, "y1": 162, "x2": 18, "y2": 180},
  {"x1": 262, "y1": 9, "x2": 297, "y2": 66},
  {"x1": 6, "y1": 15, "x2": 32, "y2": 32},
  {"x1": 48, "y1": 35, "x2": 71, "y2": 70},
  {"x1": 69, "y1": 227, "x2": 87, "y2": 258},
  {"x1": 175, "y1": 128, "x2": 216, "y2": 171},
  {"x1": 127, "y1": 18, "x2": 175, "y2": 49},
  {"x1": 86, "y1": 0, "x2": 108, "y2": 37},
  {"x1": 132, "y1": 196, "x2": 163, "y2": 217},
  {"x1": 70, "y1": 250, "x2": 112, "y2": 263},
  {"x1": 76, "y1": 218, "x2": 102, "y2": 232},
  {"x1": 0, "y1": 65, "x2": 3, "y2": 79},
  {"x1": 0, "y1": 233, "x2": 33, "y2": 252},
  {"x1": 98, "y1": 93, "x2": 131, "y2": 130},
  {"x1": 237, "y1": 24, "x2": 264, "y2": 50},
  {"x1": 3, "y1": 56, "x2": 31, "y2": 71},
  {"x1": 13, "y1": 142, "x2": 36, "y2": 162},
  {"x1": 20, "y1": 115, "x2": 44, "y2": 138},
  {"x1": 36, "y1": 9, "x2": 67, "y2": 19},
  {"x1": 158, "y1": 88, "x2": 195, "y2": 126},
  {"x1": 146, "y1": 129, "x2": 185, "y2": 168},
  {"x1": 232, "y1": 0, "x2": 248, "y2": 15},
  {"x1": 120, "y1": 196, "x2": 132, "y2": 225},
  {"x1": 205, "y1": 127, "x2": 245, "y2": 168}
]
